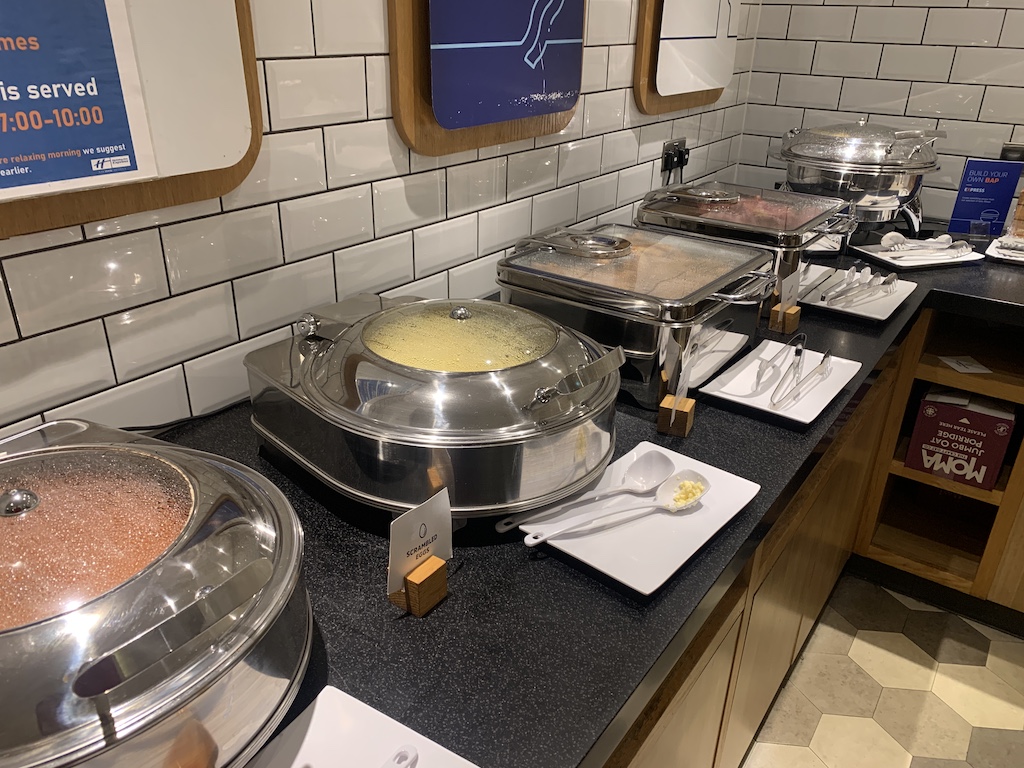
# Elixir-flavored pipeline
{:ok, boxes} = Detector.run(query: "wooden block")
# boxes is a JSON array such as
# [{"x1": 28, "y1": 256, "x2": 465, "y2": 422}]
[
  {"x1": 657, "y1": 395, "x2": 696, "y2": 437},
  {"x1": 769, "y1": 304, "x2": 801, "y2": 334},
  {"x1": 388, "y1": 555, "x2": 448, "y2": 617}
]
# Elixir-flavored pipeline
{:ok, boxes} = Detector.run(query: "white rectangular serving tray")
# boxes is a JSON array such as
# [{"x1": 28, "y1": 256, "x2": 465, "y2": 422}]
[
  {"x1": 520, "y1": 443, "x2": 760, "y2": 595},
  {"x1": 699, "y1": 340, "x2": 862, "y2": 426},
  {"x1": 798, "y1": 264, "x2": 917, "y2": 322},
  {"x1": 851, "y1": 243, "x2": 985, "y2": 271},
  {"x1": 246, "y1": 686, "x2": 480, "y2": 768}
]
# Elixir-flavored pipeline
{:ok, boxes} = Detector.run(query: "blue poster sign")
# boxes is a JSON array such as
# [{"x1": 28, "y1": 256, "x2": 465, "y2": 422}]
[
  {"x1": 0, "y1": 0, "x2": 150, "y2": 194},
  {"x1": 428, "y1": 0, "x2": 585, "y2": 130},
  {"x1": 949, "y1": 158, "x2": 1024, "y2": 237}
]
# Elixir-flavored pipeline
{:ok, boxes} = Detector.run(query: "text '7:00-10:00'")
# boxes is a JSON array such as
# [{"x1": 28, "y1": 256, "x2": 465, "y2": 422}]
[{"x1": 0, "y1": 107, "x2": 105, "y2": 132}]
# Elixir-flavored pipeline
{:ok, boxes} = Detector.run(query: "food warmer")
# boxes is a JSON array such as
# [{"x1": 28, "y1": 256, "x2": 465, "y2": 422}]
[
  {"x1": 0, "y1": 420, "x2": 310, "y2": 768},
  {"x1": 497, "y1": 224, "x2": 776, "y2": 409},
  {"x1": 244, "y1": 295, "x2": 624, "y2": 518}
]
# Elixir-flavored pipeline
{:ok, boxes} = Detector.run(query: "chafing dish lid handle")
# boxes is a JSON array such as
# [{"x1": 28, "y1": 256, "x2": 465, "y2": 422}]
[
  {"x1": 528, "y1": 346, "x2": 626, "y2": 407},
  {"x1": 707, "y1": 270, "x2": 777, "y2": 304}
]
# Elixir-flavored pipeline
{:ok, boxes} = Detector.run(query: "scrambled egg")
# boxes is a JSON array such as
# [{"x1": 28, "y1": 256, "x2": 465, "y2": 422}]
[{"x1": 673, "y1": 479, "x2": 705, "y2": 507}]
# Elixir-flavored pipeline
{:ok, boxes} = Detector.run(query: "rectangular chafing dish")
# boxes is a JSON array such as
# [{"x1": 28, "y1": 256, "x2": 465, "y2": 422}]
[{"x1": 496, "y1": 224, "x2": 776, "y2": 409}]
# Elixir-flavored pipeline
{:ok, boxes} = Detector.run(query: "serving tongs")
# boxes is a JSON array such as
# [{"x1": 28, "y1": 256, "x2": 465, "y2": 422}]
[
  {"x1": 828, "y1": 272, "x2": 897, "y2": 306},
  {"x1": 771, "y1": 350, "x2": 833, "y2": 410},
  {"x1": 755, "y1": 333, "x2": 806, "y2": 390},
  {"x1": 769, "y1": 341, "x2": 805, "y2": 406},
  {"x1": 821, "y1": 266, "x2": 870, "y2": 303}
]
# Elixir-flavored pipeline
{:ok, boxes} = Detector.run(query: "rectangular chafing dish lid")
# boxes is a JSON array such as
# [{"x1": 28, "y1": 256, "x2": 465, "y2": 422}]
[
  {"x1": 500, "y1": 224, "x2": 772, "y2": 315},
  {"x1": 637, "y1": 182, "x2": 847, "y2": 238}
]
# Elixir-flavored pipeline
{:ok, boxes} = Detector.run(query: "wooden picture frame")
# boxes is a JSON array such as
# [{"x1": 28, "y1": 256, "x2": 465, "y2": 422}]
[{"x1": 387, "y1": 0, "x2": 578, "y2": 157}]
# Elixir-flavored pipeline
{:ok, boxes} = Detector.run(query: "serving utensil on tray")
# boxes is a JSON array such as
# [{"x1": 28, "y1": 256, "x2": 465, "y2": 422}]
[
  {"x1": 522, "y1": 469, "x2": 710, "y2": 547},
  {"x1": 755, "y1": 332, "x2": 806, "y2": 389},
  {"x1": 494, "y1": 450, "x2": 676, "y2": 533},
  {"x1": 770, "y1": 340, "x2": 805, "y2": 406},
  {"x1": 830, "y1": 272, "x2": 897, "y2": 306},
  {"x1": 881, "y1": 232, "x2": 953, "y2": 251},
  {"x1": 771, "y1": 350, "x2": 833, "y2": 410},
  {"x1": 888, "y1": 240, "x2": 972, "y2": 260}
]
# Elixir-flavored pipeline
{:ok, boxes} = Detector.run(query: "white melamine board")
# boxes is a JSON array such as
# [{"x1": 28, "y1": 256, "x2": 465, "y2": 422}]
[
  {"x1": 127, "y1": 0, "x2": 250, "y2": 177},
  {"x1": 657, "y1": 0, "x2": 739, "y2": 96}
]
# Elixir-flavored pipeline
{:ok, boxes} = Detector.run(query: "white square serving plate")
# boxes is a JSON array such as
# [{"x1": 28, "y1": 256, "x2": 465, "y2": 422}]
[
  {"x1": 798, "y1": 264, "x2": 918, "y2": 322},
  {"x1": 699, "y1": 340, "x2": 862, "y2": 426},
  {"x1": 519, "y1": 443, "x2": 760, "y2": 595}
]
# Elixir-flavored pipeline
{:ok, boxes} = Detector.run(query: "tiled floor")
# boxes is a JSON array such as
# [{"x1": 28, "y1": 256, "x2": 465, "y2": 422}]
[{"x1": 742, "y1": 575, "x2": 1024, "y2": 768}]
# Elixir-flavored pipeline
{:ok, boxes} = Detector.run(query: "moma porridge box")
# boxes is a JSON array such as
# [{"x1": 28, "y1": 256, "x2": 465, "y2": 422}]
[{"x1": 905, "y1": 387, "x2": 1016, "y2": 491}]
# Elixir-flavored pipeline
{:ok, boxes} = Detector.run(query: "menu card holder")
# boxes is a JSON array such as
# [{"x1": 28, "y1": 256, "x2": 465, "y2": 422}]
[
  {"x1": 388, "y1": 556, "x2": 448, "y2": 617},
  {"x1": 657, "y1": 395, "x2": 696, "y2": 437},
  {"x1": 769, "y1": 304, "x2": 801, "y2": 334}
]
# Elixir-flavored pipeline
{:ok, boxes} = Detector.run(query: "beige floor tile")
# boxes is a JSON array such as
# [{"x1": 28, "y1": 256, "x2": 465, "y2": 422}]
[
  {"x1": 744, "y1": 742, "x2": 828, "y2": 768},
  {"x1": 932, "y1": 664, "x2": 1024, "y2": 730},
  {"x1": 809, "y1": 714, "x2": 912, "y2": 768},
  {"x1": 966, "y1": 727, "x2": 1024, "y2": 768},
  {"x1": 884, "y1": 589, "x2": 943, "y2": 612},
  {"x1": 963, "y1": 618, "x2": 1024, "y2": 645},
  {"x1": 758, "y1": 685, "x2": 823, "y2": 747},
  {"x1": 805, "y1": 608, "x2": 859, "y2": 656},
  {"x1": 790, "y1": 653, "x2": 882, "y2": 717},
  {"x1": 873, "y1": 689, "x2": 972, "y2": 760},
  {"x1": 987, "y1": 642, "x2": 1024, "y2": 697},
  {"x1": 849, "y1": 630, "x2": 937, "y2": 690}
]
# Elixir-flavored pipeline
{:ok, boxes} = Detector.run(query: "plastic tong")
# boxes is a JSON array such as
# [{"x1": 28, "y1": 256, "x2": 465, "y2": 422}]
[
  {"x1": 755, "y1": 333, "x2": 806, "y2": 390},
  {"x1": 771, "y1": 350, "x2": 834, "y2": 410}
]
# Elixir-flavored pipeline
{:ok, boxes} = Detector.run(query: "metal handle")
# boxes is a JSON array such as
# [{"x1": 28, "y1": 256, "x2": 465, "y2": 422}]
[
  {"x1": 892, "y1": 129, "x2": 946, "y2": 141},
  {"x1": 707, "y1": 270, "x2": 777, "y2": 304},
  {"x1": 528, "y1": 346, "x2": 625, "y2": 407},
  {"x1": 813, "y1": 212, "x2": 857, "y2": 236}
]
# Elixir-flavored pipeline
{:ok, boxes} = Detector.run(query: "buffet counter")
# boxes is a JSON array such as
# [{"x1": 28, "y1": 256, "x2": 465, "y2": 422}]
[{"x1": 161, "y1": 254, "x2": 1024, "y2": 768}]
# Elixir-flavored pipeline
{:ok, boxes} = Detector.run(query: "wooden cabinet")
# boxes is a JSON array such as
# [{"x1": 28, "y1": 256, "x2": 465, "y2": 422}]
[
  {"x1": 856, "y1": 310, "x2": 1024, "y2": 608},
  {"x1": 716, "y1": 362, "x2": 894, "y2": 768}
]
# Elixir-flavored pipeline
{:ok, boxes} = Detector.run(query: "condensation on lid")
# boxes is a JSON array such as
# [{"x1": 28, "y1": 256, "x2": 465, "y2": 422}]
[{"x1": 0, "y1": 449, "x2": 193, "y2": 632}]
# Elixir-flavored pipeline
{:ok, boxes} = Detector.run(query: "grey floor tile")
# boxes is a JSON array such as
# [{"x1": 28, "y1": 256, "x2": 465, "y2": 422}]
[
  {"x1": 966, "y1": 727, "x2": 1024, "y2": 768},
  {"x1": 805, "y1": 608, "x2": 858, "y2": 656},
  {"x1": 909, "y1": 759, "x2": 972, "y2": 768},
  {"x1": 829, "y1": 576, "x2": 910, "y2": 632},
  {"x1": 790, "y1": 653, "x2": 882, "y2": 717},
  {"x1": 758, "y1": 685, "x2": 823, "y2": 747},
  {"x1": 903, "y1": 612, "x2": 991, "y2": 666},
  {"x1": 873, "y1": 689, "x2": 972, "y2": 760}
]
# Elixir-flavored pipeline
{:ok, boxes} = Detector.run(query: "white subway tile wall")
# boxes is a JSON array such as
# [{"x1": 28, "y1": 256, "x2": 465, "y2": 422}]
[
  {"x1": 0, "y1": 0, "x2": 775, "y2": 431},
  {"x1": 736, "y1": 0, "x2": 1024, "y2": 214}
]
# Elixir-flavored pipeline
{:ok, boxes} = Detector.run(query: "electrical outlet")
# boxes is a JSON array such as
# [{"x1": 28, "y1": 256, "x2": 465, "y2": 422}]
[
  {"x1": 661, "y1": 139, "x2": 689, "y2": 173},
  {"x1": 1000, "y1": 143, "x2": 1024, "y2": 163}
]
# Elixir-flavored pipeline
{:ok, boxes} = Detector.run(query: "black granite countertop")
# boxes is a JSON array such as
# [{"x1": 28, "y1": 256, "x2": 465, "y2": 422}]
[{"x1": 161, "y1": 252, "x2": 1024, "y2": 768}]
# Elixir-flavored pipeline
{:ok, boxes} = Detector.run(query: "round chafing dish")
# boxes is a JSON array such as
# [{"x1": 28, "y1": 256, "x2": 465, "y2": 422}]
[
  {"x1": 245, "y1": 297, "x2": 624, "y2": 518},
  {"x1": 776, "y1": 119, "x2": 945, "y2": 230},
  {"x1": 0, "y1": 421, "x2": 310, "y2": 768}
]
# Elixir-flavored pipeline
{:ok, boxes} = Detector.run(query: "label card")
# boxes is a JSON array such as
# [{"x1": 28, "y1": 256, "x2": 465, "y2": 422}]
[
  {"x1": 387, "y1": 489, "x2": 454, "y2": 594},
  {"x1": 949, "y1": 158, "x2": 1024, "y2": 237},
  {"x1": 938, "y1": 356, "x2": 992, "y2": 375},
  {"x1": 779, "y1": 270, "x2": 801, "y2": 311}
]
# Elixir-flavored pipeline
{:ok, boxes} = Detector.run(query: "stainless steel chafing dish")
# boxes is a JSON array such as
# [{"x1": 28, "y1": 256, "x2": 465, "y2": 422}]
[
  {"x1": 245, "y1": 295, "x2": 624, "y2": 518},
  {"x1": 496, "y1": 224, "x2": 776, "y2": 409},
  {"x1": 636, "y1": 182, "x2": 855, "y2": 285}
]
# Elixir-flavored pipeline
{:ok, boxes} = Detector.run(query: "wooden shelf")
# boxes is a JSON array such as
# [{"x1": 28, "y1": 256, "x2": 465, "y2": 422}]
[
  {"x1": 916, "y1": 354, "x2": 1024, "y2": 404},
  {"x1": 890, "y1": 438, "x2": 1008, "y2": 506},
  {"x1": 867, "y1": 531, "x2": 977, "y2": 593}
]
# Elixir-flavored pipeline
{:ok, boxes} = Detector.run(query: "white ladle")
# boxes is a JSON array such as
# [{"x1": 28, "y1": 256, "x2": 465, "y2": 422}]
[
  {"x1": 522, "y1": 469, "x2": 710, "y2": 547},
  {"x1": 495, "y1": 451, "x2": 676, "y2": 533}
]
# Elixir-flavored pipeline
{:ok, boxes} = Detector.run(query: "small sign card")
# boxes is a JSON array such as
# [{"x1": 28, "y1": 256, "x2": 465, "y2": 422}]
[
  {"x1": 938, "y1": 356, "x2": 992, "y2": 374},
  {"x1": 387, "y1": 489, "x2": 454, "y2": 594},
  {"x1": 949, "y1": 158, "x2": 1024, "y2": 237}
]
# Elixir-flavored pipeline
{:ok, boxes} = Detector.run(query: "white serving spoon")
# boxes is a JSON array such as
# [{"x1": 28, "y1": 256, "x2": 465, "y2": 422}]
[
  {"x1": 522, "y1": 469, "x2": 710, "y2": 547},
  {"x1": 494, "y1": 450, "x2": 676, "y2": 533}
]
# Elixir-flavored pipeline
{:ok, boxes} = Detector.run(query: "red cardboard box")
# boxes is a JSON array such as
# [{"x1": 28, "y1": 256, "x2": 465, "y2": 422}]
[{"x1": 905, "y1": 387, "x2": 1016, "y2": 491}]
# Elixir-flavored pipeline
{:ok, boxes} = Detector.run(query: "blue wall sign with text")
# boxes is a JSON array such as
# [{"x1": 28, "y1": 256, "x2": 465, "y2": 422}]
[
  {"x1": 949, "y1": 158, "x2": 1024, "y2": 237},
  {"x1": 428, "y1": 0, "x2": 584, "y2": 130},
  {"x1": 0, "y1": 0, "x2": 149, "y2": 193}
]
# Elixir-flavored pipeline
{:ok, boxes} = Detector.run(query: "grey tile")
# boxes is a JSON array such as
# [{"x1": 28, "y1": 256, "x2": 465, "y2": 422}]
[
  {"x1": 805, "y1": 608, "x2": 858, "y2": 655},
  {"x1": 829, "y1": 576, "x2": 910, "y2": 632},
  {"x1": 873, "y1": 689, "x2": 972, "y2": 760},
  {"x1": 790, "y1": 653, "x2": 882, "y2": 717},
  {"x1": 966, "y1": 728, "x2": 1024, "y2": 768},
  {"x1": 909, "y1": 760, "x2": 972, "y2": 768},
  {"x1": 902, "y1": 613, "x2": 990, "y2": 665},
  {"x1": 758, "y1": 685, "x2": 822, "y2": 747}
]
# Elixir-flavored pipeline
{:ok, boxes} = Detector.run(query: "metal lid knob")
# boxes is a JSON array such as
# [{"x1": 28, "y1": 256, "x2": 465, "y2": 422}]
[
  {"x1": 1, "y1": 488, "x2": 39, "y2": 516},
  {"x1": 449, "y1": 306, "x2": 472, "y2": 320}
]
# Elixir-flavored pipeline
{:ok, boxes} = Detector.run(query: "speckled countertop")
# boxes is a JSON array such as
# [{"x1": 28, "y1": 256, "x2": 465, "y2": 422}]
[{"x1": 162, "y1": 253, "x2": 1024, "y2": 768}]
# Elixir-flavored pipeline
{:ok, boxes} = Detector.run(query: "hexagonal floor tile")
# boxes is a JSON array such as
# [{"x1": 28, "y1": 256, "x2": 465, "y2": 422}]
[
  {"x1": 963, "y1": 618, "x2": 1024, "y2": 644},
  {"x1": 758, "y1": 684, "x2": 823, "y2": 747},
  {"x1": 790, "y1": 653, "x2": 882, "y2": 717},
  {"x1": 932, "y1": 663, "x2": 1024, "y2": 730},
  {"x1": 884, "y1": 588, "x2": 943, "y2": 612},
  {"x1": 873, "y1": 689, "x2": 972, "y2": 760},
  {"x1": 849, "y1": 630, "x2": 937, "y2": 690},
  {"x1": 829, "y1": 577, "x2": 910, "y2": 632},
  {"x1": 806, "y1": 608, "x2": 859, "y2": 656},
  {"x1": 810, "y1": 714, "x2": 912, "y2": 768},
  {"x1": 966, "y1": 727, "x2": 1024, "y2": 768},
  {"x1": 987, "y1": 641, "x2": 1024, "y2": 697},
  {"x1": 909, "y1": 759, "x2": 972, "y2": 768},
  {"x1": 902, "y1": 612, "x2": 991, "y2": 665},
  {"x1": 744, "y1": 742, "x2": 828, "y2": 768}
]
